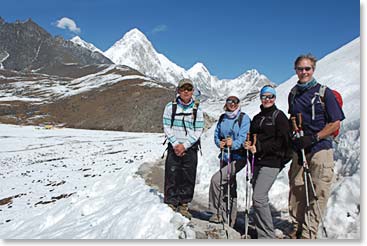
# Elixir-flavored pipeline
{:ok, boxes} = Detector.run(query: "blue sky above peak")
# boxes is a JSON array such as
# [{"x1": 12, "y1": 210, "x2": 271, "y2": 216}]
[{"x1": 1, "y1": 0, "x2": 360, "y2": 84}]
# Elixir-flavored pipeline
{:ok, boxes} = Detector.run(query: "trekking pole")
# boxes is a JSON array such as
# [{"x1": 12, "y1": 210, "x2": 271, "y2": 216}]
[
  {"x1": 218, "y1": 147, "x2": 225, "y2": 226},
  {"x1": 244, "y1": 133, "x2": 257, "y2": 239},
  {"x1": 297, "y1": 113, "x2": 328, "y2": 238},
  {"x1": 292, "y1": 116, "x2": 312, "y2": 238},
  {"x1": 249, "y1": 134, "x2": 256, "y2": 231},
  {"x1": 244, "y1": 133, "x2": 251, "y2": 238},
  {"x1": 251, "y1": 134, "x2": 257, "y2": 176},
  {"x1": 226, "y1": 136, "x2": 231, "y2": 226}
]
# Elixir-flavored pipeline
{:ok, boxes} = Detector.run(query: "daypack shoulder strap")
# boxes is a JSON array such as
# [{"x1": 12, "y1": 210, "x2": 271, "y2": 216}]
[
  {"x1": 272, "y1": 109, "x2": 280, "y2": 125},
  {"x1": 318, "y1": 84, "x2": 331, "y2": 123},
  {"x1": 172, "y1": 99, "x2": 200, "y2": 129},
  {"x1": 218, "y1": 113, "x2": 225, "y2": 124},
  {"x1": 259, "y1": 109, "x2": 279, "y2": 128},
  {"x1": 170, "y1": 100, "x2": 177, "y2": 128},
  {"x1": 236, "y1": 112, "x2": 245, "y2": 127},
  {"x1": 318, "y1": 84, "x2": 327, "y2": 111},
  {"x1": 218, "y1": 112, "x2": 245, "y2": 127},
  {"x1": 319, "y1": 84, "x2": 327, "y2": 100},
  {"x1": 310, "y1": 84, "x2": 327, "y2": 120},
  {"x1": 192, "y1": 99, "x2": 200, "y2": 130},
  {"x1": 288, "y1": 85, "x2": 298, "y2": 115}
]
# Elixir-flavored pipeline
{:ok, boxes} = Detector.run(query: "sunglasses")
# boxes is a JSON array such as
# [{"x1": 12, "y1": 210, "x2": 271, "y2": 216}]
[
  {"x1": 226, "y1": 98, "x2": 240, "y2": 104},
  {"x1": 260, "y1": 94, "x2": 276, "y2": 100},
  {"x1": 179, "y1": 85, "x2": 193, "y2": 92},
  {"x1": 296, "y1": 66, "x2": 312, "y2": 72}
]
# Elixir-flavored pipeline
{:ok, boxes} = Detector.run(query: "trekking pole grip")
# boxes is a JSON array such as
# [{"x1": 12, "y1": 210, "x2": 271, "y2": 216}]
[
  {"x1": 291, "y1": 117, "x2": 298, "y2": 132},
  {"x1": 253, "y1": 134, "x2": 257, "y2": 146},
  {"x1": 226, "y1": 136, "x2": 232, "y2": 148},
  {"x1": 297, "y1": 113, "x2": 303, "y2": 129}
]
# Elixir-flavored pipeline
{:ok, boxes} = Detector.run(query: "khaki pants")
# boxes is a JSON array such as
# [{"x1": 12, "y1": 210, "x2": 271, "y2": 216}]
[{"x1": 288, "y1": 149, "x2": 334, "y2": 239}]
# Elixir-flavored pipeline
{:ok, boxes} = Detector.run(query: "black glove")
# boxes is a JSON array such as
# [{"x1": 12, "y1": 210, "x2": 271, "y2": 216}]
[
  {"x1": 293, "y1": 135, "x2": 318, "y2": 151},
  {"x1": 297, "y1": 150, "x2": 303, "y2": 166}
]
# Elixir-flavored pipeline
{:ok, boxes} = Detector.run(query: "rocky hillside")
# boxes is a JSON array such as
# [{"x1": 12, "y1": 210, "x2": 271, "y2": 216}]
[
  {"x1": 0, "y1": 17, "x2": 112, "y2": 76},
  {"x1": 0, "y1": 65, "x2": 177, "y2": 132}
]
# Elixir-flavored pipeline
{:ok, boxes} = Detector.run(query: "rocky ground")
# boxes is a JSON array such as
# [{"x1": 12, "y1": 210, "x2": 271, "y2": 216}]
[
  {"x1": 0, "y1": 66, "x2": 176, "y2": 132},
  {"x1": 137, "y1": 158, "x2": 294, "y2": 239},
  {"x1": 136, "y1": 159, "x2": 243, "y2": 239}
]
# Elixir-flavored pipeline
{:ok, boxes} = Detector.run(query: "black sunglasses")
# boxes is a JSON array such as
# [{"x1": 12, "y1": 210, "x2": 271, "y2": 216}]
[
  {"x1": 226, "y1": 98, "x2": 240, "y2": 104},
  {"x1": 296, "y1": 66, "x2": 312, "y2": 72},
  {"x1": 179, "y1": 85, "x2": 193, "y2": 92},
  {"x1": 260, "y1": 94, "x2": 276, "y2": 100}
]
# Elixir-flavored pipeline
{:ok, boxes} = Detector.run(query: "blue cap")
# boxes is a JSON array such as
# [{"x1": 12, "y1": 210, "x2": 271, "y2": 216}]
[{"x1": 260, "y1": 86, "x2": 276, "y2": 96}]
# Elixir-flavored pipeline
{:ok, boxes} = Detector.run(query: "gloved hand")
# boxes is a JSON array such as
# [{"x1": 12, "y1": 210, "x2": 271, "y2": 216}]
[
  {"x1": 297, "y1": 150, "x2": 303, "y2": 166},
  {"x1": 293, "y1": 135, "x2": 318, "y2": 151},
  {"x1": 219, "y1": 140, "x2": 226, "y2": 149}
]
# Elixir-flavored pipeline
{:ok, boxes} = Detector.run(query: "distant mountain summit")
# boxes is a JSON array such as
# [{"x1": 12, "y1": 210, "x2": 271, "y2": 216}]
[
  {"x1": 70, "y1": 36, "x2": 104, "y2": 55},
  {"x1": 0, "y1": 17, "x2": 112, "y2": 76},
  {"x1": 105, "y1": 28, "x2": 187, "y2": 84},
  {"x1": 104, "y1": 28, "x2": 272, "y2": 100}
]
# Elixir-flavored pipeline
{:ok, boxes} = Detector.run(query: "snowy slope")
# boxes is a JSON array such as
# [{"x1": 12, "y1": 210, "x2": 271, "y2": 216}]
[
  {"x1": 0, "y1": 65, "x2": 154, "y2": 103},
  {"x1": 0, "y1": 125, "x2": 191, "y2": 239},
  {"x1": 104, "y1": 28, "x2": 272, "y2": 100}
]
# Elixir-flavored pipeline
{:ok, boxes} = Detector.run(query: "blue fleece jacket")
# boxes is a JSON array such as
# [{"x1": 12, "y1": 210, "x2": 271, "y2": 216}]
[{"x1": 214, "y1": 110, "x2": 251, "y2": 162}]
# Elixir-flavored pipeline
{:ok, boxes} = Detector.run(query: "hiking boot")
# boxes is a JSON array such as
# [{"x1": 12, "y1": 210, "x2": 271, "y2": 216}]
[
  {"x1": 209, "y1": 214, "x2": 224, "y2": 223},
  {"x1": 167, "y1": 204, "x2": 177, "y2": 212},
  {"x1": 178, "y1": 204, "x2": 192, "y2": 219},
  {"x1": 287, "y1": 229, "x2": 301, "y2": 239}
]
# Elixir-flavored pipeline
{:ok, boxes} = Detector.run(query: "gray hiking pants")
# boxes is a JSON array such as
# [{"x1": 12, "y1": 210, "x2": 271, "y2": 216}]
[
  {"x1": 252, "y1": 165, "x2": 281, "y2": 239},
  {"x1": 209, "y1": 159, "x2": 246, "y2": 227}
]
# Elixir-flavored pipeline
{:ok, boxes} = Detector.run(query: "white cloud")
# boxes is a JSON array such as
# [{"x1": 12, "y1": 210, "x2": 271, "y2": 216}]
[
  {"x1": 152, "y1": 24, "x2": 167, "y2": 34},
  {"x1": 56, "y1": 17, "x2": 81, "y2": 33}
]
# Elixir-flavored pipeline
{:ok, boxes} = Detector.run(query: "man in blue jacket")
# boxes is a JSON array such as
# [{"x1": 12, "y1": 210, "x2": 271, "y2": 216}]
[{"x1": 288, "y1": 54, "x2": 345, "y2": 239}]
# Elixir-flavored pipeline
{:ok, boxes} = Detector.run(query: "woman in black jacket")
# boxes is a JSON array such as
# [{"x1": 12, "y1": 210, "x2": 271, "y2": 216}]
[{"x1": 245, "y1": 85, "x2": 291, "y2": 239}]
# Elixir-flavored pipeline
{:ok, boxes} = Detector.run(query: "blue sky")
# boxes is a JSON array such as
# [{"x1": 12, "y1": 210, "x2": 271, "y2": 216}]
[{"x1": 1, "y1": 0, "x2": 360, "y2": 84}]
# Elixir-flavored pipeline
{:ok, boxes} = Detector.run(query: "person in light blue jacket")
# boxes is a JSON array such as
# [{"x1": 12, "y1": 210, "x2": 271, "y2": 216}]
[{"x1": 208, "y1": 92, "x2": 251, "y2": 227}]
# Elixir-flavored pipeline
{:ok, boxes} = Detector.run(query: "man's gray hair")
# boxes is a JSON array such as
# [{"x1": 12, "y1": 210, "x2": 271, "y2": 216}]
[{"x1": 294, "y1": 53, "x2": 317, "y2": 69}]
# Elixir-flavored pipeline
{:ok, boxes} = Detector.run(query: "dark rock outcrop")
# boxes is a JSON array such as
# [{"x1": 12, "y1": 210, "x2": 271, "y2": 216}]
[{"x1": 0, "y1": 18, "x2": 113, "y2": 76}]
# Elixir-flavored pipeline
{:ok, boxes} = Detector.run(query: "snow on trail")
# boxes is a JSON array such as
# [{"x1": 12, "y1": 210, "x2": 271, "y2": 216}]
[{"x1": 0, "y1": 124, "x2": 189, "y2": 239}]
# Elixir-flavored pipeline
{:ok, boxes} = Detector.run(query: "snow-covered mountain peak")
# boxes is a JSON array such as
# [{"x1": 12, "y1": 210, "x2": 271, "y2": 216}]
[
  {"x1": 70, "y1": 36, "x2": 82, "y2": 43},
  {"x1": 236, "y1": 69, "x2": 268, "y2": 83},
  {"x1": 104, "y1": 28, "x2": 272, "y2": 99},
  {"x1": 104, "y1": 28, "x2": 160, "y2": 71},
  {"x1": 242, "y1": 68, "x2": 260, "y2": 78},
  {"x1": 187, "y1": 62, "x2": 211, "y2": 78},
  {"x1": 122, "y1": 28, "x2": 148, "y2": 42},
  {"x1": 70, "y1": 36, "x2": 103, "y2": 54},
  {"x1": 188, "y1": 62, "x2": 208, "y2": 73},
  {"x1": 106, "y1": 28, "x2": 151, "y2": 53}
]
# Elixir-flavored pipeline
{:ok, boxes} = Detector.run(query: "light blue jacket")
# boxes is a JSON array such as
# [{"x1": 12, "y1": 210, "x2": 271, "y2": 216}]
[{"x1": 214, "y1": 110, "x2": 251, "y2": 162}]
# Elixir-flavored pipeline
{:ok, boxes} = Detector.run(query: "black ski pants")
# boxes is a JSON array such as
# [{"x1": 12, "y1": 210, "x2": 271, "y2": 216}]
[{"x1": 164, "y1": 144, "x2": 198, "y2": 206}]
